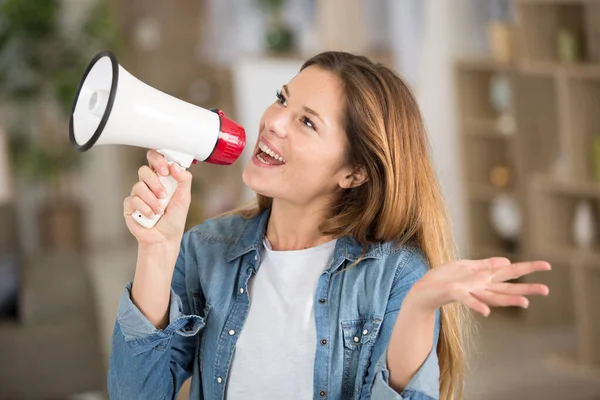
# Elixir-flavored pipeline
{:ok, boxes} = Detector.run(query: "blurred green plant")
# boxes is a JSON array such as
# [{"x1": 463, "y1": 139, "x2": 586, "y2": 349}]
[
  {"x1": 0, "y1": 0, "x2": 121, "y2": 187},
  {"x1": 255, "y1": 0, "x2": 285, "y2": 11},
  {"x1": 8, "y1": 129, "x2": 80, "y2": 185},
  {"x1": 254, "y1": 0, "x2": 294, "y2": 54}
]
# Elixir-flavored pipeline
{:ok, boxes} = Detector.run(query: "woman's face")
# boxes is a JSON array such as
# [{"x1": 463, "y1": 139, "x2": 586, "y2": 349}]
[{"x1": 243, "y1": 66, "x2": 356, "y2": 206}]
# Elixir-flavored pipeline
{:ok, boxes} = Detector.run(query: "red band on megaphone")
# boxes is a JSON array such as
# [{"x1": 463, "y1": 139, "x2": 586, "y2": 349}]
[{"x1": 204, "y1": 109, "x2": 246, "y2": 165}]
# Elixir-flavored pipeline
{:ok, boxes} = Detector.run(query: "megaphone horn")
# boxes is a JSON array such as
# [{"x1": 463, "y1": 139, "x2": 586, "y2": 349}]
[{"x1": 69, "y1": 50, "x2": 246, "y2": 229}]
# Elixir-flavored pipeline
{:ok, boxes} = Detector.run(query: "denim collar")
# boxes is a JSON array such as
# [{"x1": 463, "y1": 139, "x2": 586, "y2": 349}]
[{"x1": 226, "y1": 208, "x2": 383, "y2": 272}]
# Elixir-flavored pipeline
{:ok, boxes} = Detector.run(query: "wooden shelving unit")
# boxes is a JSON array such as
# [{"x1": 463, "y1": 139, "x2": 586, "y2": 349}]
[{"x1": 456, "y1": 0, "x2": 600, "y2": 373}]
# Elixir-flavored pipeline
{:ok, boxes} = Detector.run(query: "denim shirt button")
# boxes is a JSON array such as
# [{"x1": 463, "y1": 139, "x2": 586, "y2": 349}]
[
  {"x1": 318, "y1": 298, "x2": 326, "y2": 304},
  {"x1": 239, "y1": 288, "x2": 245, "y2": 294},
  {"x1": 362, "y1": 329, "x2": 368, "y2": 335},
  {"x1": 320, "y1": 338, "x2": 327, "y2": 345},
  {"x1": 353, "y1": 336, "x2": 360, "y2": 343},
  {"x1": 217, "y1": 377, "x2": 223, "y2": 384},
  {"x1": 228, "y1": 329, "x2": 236, "y2": 336},
  {"x1": 319, "y1": 390, "x2": 326, "y2": 397}
]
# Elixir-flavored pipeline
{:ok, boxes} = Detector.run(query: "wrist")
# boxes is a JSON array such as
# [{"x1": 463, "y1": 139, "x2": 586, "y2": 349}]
[
  {"x1": 403, "y1": 286, "x2": 438, "y2": 319},
  {"x1": 137, "y1": 241, "x2": 180, "y2": 275},
  {"x1": 138, "y1": 240, "x2": 180, "y2": 259}
]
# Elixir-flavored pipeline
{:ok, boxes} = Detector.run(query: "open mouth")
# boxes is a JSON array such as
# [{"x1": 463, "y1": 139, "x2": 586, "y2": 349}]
[{"x1": 255, "y1": 140, "x2": 286, "y2": 166}]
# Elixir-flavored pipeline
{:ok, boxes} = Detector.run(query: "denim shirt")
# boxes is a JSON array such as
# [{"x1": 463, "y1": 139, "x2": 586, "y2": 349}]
[{"x1": 108, "y1": 209, "x2": 441, "y2": 400}]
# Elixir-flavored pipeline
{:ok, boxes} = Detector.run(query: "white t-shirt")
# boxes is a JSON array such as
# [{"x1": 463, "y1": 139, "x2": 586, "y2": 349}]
[{"x1": 226, "y1": 238, "x2": 337, "y2": 399}]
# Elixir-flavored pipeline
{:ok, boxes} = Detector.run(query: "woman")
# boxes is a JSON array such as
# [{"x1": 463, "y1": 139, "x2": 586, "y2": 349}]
[{"x1": 108, "y1": 52, "x2": 550, "y2": 400}]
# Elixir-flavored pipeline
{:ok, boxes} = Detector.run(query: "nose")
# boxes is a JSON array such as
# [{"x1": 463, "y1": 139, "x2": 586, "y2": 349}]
[{"x1": 265, "y1": 108, "x2": 288, "y2": 139}]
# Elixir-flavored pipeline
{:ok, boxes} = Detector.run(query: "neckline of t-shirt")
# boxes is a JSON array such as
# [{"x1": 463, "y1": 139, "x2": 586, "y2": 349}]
[{"x1": 262, "y1": 237, "x2": 337, "y2": 256}]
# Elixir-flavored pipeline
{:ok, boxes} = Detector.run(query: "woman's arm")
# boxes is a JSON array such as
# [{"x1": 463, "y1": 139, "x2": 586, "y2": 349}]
[
  {"x1": 108, "y1": 235, "x2": 206, "y2": 400},
  {"x1": 366, "y1": 253, "x2": 550, "y2": 400},
  {"x1": 387, "y1": 298, "x2": 437, "y2": 392},
  {"x1": 365, "y1": 252, "x2": 440, "y2": 400},
  {"x1": 130, "y1": 241, "x2": 180, "y2": 329},
  {"x1": 380, "y1": 255, "x2": 551, "y2": 398}
]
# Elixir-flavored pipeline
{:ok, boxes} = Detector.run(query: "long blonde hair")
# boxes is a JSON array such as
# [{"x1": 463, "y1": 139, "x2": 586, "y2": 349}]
[{"x1": 232, "y1": 51, "x2": 470, "y2": 400}]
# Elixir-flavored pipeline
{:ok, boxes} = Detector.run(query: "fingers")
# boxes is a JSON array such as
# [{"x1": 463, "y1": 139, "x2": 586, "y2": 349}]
[
  {"x1": 467, "y1": 257, "x2": 511, "y2": 272},
  {"x1": 471, "y1": 289, "x2": 529, "y2": 309},
  {"x1": 131, "y1": 181, "x2": 163, "y2": 215},
  {"x1": 147, "y1": 150, "x2": 170, "y2": 176},
  {"x1": 138, "y1": 165, "x2": 167, "y2": 200},
  {"x1": 169, "y1": 162, "x2": 193, "y2": 187},
  {"x1": 123, "y1": 195, "x2": 155, "y2": 219},
  {"x1": 458, "y1": 291, "x2": 491, "y2": 317},
  {"x1": 491, "y1": 261, "x2": 551, "y2": 283},
  {"x1": 487, "y1": 282, "x2": 550, "y2": 297},
  {"x1": 146, "y1": 150, "x2": 192, "y2": 187}
]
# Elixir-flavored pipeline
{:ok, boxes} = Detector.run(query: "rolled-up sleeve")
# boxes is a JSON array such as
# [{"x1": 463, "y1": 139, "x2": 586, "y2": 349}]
[
  {"x1": 108, "y1": 233, "x2": 205, "y2": 400},
  {"x1": 115, "y1": 282, "x2": 206, "y2": 353},
  {"x1": 370, "y1": 324, "x2": 440, "y2": 399},
  {"x1": 362, "y1": 250, "x2": 441, "y2": 400}
]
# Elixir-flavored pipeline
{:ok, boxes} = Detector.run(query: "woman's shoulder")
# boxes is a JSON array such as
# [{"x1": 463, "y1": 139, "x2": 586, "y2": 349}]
[{"x1": 379, "y1": 238, "x2": 429, "y2": 282}]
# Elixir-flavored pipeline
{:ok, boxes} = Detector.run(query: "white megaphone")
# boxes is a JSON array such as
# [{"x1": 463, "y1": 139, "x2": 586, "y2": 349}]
[{"x1": 69, "y1": 50, "x2": 246, "y2": 229}]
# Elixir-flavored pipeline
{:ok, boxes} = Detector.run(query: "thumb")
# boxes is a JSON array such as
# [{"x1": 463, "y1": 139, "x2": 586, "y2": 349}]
[{"x1": 169, "y1": 162, "x2": 193, "y2": 190}]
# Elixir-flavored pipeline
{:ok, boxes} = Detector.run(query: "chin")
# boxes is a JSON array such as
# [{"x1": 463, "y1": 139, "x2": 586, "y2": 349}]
[
  {"x1": 242, "y1": 164, "x2": 269, "y2": 196},
  {"x1": 243, "y1": 167, "x2": 287, "y2": 201}
]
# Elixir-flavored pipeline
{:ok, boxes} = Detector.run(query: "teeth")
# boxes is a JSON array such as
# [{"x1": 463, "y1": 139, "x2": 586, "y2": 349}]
[
  {"x1": 257, "y1": 154, "x2": 271, "y2": 165},
  {"x1": 258, "y1": 141, "x2": 285, "y2": 163}
]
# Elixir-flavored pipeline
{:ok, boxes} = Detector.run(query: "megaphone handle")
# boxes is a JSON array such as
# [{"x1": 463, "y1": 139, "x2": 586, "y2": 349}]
[{"x1": 132, "y1": 162, "x2": 180, "y2": 229}]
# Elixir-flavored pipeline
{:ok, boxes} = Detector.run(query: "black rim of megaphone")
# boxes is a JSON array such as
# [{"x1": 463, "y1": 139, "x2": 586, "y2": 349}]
[{"x1": 69, "y1": 50, "x2": 119, "y2": 152}]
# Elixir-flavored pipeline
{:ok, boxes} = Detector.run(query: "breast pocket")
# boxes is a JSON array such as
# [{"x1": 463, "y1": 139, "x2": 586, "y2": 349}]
[{"x1": 341, "y1": 316, "x2": 382, "y2": 398}]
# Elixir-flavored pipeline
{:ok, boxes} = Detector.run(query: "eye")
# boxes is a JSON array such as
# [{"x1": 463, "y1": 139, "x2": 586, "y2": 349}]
[
  {"x1": 301, "y1": 116, "x2": 316, "y2": 131},
  {"x1": 275, "y1": 90, "x2": 287, "y2": 106}
]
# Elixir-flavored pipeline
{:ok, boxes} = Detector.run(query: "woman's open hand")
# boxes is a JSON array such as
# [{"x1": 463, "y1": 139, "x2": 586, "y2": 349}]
[{"x1": 405, "y1": 257, "x2": 551, "y2": 317}]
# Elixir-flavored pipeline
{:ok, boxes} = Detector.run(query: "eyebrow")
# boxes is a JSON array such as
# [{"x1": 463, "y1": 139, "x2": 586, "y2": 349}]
[{"x1": 283, "y1": 84, "x2": 325, "y2": 125}]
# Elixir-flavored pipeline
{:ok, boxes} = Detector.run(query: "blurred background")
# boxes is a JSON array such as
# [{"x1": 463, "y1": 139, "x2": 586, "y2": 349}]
[{"x1": 0, "y1": 0, "x2": 599, "y2": 399}]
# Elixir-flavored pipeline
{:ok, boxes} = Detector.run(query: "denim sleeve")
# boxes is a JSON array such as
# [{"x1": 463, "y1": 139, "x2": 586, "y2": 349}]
[
  {"x1": 364, "y1": 251, "x2": 441, "y2": 400},
  {"x1": 107, "y1": 235, "x2": 206, "y2": 400}
]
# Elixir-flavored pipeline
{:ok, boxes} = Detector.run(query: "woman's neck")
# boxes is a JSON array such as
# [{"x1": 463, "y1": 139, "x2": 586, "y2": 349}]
[{"x1": 266, "y1": 198, "x2": 335, "y2": 251}]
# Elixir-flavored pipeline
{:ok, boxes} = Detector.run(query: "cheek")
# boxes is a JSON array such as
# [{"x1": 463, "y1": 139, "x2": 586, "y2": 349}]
[{"x1": 294, "y1": 145, "x2": 347, "y2": 183}]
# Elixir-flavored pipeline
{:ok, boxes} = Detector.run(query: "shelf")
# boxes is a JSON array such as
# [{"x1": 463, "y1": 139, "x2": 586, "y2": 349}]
[
  {"x1": 564, "y1": 77, "x2": 600, "y2": 182},
  {"x1": 517, "y1": 1, "x2": 600, "y2": 64},
  {"x1": 467, "y1": 196, "x2": 523, "y2": 252},
  {"x1": 533, "y1": 175, "x2": 600, "y2": 198},
  {"x1": 534, "y1": 242, "x2": 600, "y2": 266},
  {"x1": 458, "y1": 0, "x2": 600, "y2": 337},
  {"x1": 456, "y1": 59, "x2": 515, "y2": 72},
  {"x1": 529, "y1": 178, "x2": 600, "y2": 263},
  {"x1": 468, "y1": 183, "x2": 516, "y2": 201},
  {"x1": 517, "y1": 1, "x2": 587, "y2": 63},
  {"x1": 464, "y1": 118, "x2": 517, "y2": 139},
  {"x1": 514, "y1": 74, "x2": 559, "y2": 176},
  {"x1": 464, "y1": 135, "x2": 517, "y2": 189},
  {"x1": 519, "y1": 60, "x2": 600, "y2": 78},
  {"x1": 457, "y1": 68, "x2": 513, "y2": 121}
]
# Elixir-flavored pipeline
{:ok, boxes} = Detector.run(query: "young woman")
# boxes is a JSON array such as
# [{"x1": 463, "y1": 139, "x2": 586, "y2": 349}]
[{"x1": 108, "y1": 52, "x2": 550, "y2": 400}]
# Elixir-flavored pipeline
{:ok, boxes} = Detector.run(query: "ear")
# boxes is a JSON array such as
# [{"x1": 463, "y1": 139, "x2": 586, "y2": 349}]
[{"x1": 339, "y1": 165, "x2": 368, "y2": 189}]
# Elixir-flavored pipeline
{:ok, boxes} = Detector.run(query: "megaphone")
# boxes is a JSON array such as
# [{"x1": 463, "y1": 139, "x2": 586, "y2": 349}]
[{"x1": 69, "y1": 50, "x2": 246, "y2": 229}]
